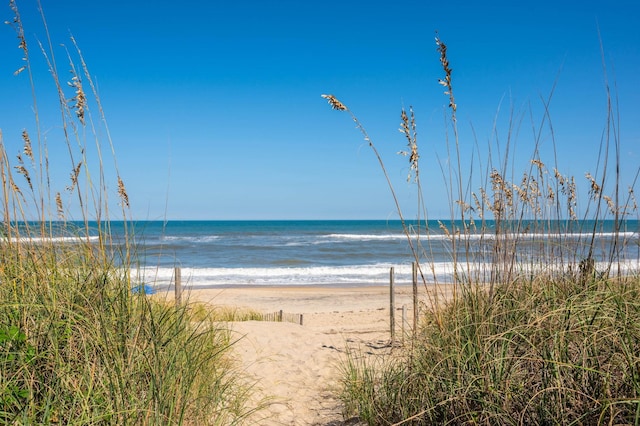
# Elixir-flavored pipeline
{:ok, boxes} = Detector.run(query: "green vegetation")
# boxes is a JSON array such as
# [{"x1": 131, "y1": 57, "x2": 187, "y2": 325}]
[
  {"x1": 0, "y1": 3, "x2": 251, "y2": 424},
  {"x1": 0, "y1": 247, "x2": 250, "y2": 424},
  {"x1": 340, "y1": 277, "x2": 640, "y2": 425},
  {"x1": 325, "y1": 36, "x2": 640, "y2": 425}
]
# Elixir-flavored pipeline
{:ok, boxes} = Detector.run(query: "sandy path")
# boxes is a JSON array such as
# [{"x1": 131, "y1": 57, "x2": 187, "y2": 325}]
[{"x1": 167, "y1": 285, "x2": 430, "y2": 425}]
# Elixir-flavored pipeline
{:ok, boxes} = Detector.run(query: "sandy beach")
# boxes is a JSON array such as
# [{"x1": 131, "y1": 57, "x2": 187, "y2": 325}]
[{"x1": 157, "y1": 284, "x2": 450, "y2": 425}]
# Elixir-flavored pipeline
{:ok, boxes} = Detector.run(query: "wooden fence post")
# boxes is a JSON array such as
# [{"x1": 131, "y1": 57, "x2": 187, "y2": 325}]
[
  {"x1": 412, "y1": 262, "x2": 418, "y2": 337},
  {"x1": 174, "y1": 267, "x2": 182, "y2": 307},
  {"x1": 402, "y1": 304, "x2": 407, "y2": 344},
  {"x1": 390, "y1": 266, "x2": 395, "y2": 342}
]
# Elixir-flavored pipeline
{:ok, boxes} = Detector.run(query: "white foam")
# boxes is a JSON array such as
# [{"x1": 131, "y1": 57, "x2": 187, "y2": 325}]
[
  {"x1": 161, "y1": 235, "x2": 220, "y2": 243},
  {"x1": 133, "y1": 258, "x2": 640, "y2": 288},
  {"x1": 321, "y1": 233, "x2": 407, "y2": 241},
  {"x1": 3, "y1": 235, "x2": 101, "y2": 244}
]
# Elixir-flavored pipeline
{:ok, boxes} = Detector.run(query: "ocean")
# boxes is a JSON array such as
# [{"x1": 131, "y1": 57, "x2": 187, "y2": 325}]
[{"x1": 98, "y1": 219, "x2": 640, "y2": 289}]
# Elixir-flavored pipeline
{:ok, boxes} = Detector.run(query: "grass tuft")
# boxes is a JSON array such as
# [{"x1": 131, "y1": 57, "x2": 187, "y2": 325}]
[{"x1": 340, "y1": 277, "x2": 640, "y2": 425}]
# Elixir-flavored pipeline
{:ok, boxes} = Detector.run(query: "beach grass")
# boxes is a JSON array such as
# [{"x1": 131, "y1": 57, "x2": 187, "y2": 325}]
[
  {"x1": 340, "y1": 276, "x2": 640, "y2": 425},
  {"x1": 0, "y1": 4, "x2": 252, "y2": 424},
  {"x1": 326, "y1": 36, "x2": 640, "y2": 425},
  {"x1": 151, "y1": 299, "x2": 265, "y2": 323}
]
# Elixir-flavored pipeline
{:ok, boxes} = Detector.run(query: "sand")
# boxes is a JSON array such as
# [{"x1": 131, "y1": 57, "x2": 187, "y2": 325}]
[{"x1": 158, "y1": 285, "x2": 451, "y2": 425}]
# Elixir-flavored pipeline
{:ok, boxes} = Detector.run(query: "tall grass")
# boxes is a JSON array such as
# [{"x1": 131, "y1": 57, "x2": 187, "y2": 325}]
[
  {"x1": 325, "y1": 35, "x2": 640, "y2": 425},
  {"x1": 0, "y1": 3, "x2": 250, "y2": 424}
]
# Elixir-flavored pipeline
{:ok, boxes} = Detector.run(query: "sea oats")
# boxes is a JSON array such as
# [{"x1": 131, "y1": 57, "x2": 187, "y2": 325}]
[
  {"x1": 527, "y1": 175, "x2": 540, "y2": 202},
  {"x1": 400, "y1": 109, "x2": 410, "y2": 136},
  {"x1": 547, "y1": 184, "x2": 555, "y2": 204},
  {"x1": 14, "y1": 164, "x2": 32, "y2": 191},
  {"x1": 492, "y1": 171, "x2": 513, "y2": 212},
  {"x1": 68, "y1": 75, "x2": 86, "y2": 125},
  {"x1": 490, "y1": 169, "x2": 503, "y2": 192},
  {"x1": 585, "y1": 172, "x2": 601, "y2": 198},
  {"x1": 8, "y1": 0, "x2": 29, "y2": 75},
  {"x1": 9, "y1": 1, "x2": 27, "y2": 54},
  {"x1": 472, "y1": 192, "x2": 484, "y2": 220},
  {"x1": 67, "y1": 162, "x2": 82, "y2": 192},
  {"x1": 55, "y1": 192, "x2": 64, "y2": 219},
  {"x1": 492, "y1": 199, "x2": 505, "y2": 216},
  {"x1": 14, "y1": 65, "x2": 26, "y2": 76},
  {"x1": 479, "y1": 187, "x2": 488, "y2": 203},
  {"x1": 554, "y1": 168, "x2": 565, "y2": 185},
  {"x1": 398, "y1": 107, "x2": 419, "y2": 182},
  {"x1": 10, "y1": 180, "x2": 23, "y2": 198},
  {"x1": 603, "y1": 195, "x2": 616, "y2": 215},
  {"x1": 531, "y1": 158, "x2": 544, "y2": 172},
  {"x1": 514, "y1": 175, "x2": 528, "y2": 203},
  {"x1": 488, "y1": 170, "x2": 513, "y2": 217},
  {"x1": 456, "y1": 199, "x2": 472, "y2": 213},
  {"x1": 437, "y1": 220, "x2": 451, "y2": 237},
  {"x1": 117, "y1": 176, "x2": 129, "y2": 208},
  {"x1": 435, "y1": 35, "x2": 456, "y2": 113},
  {"x1": 22, "y1": 130, "x2": 33, "y2": 161},
  {"x1": 468, "y1": 216, "x2": 476, "y2": 231},
  {"x1": 567, "y1": 176, "x2": 577, "y2": 220},
  {"x1": 320, "y1": 94, "x2": 347, "y2": 111},
  {"x1": 555, "y1": 169, "x2": 571, "y2": 197},
  {"x1": 629, "y1": 187, "x2": 637, "y2": 212}
]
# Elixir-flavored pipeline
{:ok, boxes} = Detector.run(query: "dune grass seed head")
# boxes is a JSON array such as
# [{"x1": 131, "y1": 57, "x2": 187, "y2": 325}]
[
  {"x1": 117, "y1": 176, "x2": 129, "y2": 208},
  {"x1": 321, "y1": 94, "x2": 348, "y2": 111},
  {"x1": 22, "y1": 130, "x2": 34, "y2": 162},
  {"x1": 399, "y1": 107, "x2": 419, "y2": 182},
  {"x1": 68, "y1": 75, "x2": 86, "y2": 125},
  {"x1": 435, "y1": 34, "x2": 456, "y2": 114}
]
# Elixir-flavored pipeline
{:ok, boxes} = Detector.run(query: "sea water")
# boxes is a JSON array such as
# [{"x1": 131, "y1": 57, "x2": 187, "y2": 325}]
[{"x1": 91, "y1": 219, "x2": 639, "y2": 289}]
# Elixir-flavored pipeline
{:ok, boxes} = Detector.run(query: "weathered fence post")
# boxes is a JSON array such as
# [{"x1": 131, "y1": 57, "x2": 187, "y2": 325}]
[
  {"x1": 412, "y1": 262, "x2": 418, "y2": 337},
  {"x1": 402, "y1": 304, "x2": 407, "y2": 344},
  {"x1": 299, "y1": 314, "x2": 304, "y2": 326},
  {"x1": 174, "y1": 266, "x2": 182, "y2": 307},
  {"x1": 390, "y1": 266, "x2": 395, "y2": 342},
  {"x1": 278, "y1": 310, "x2": 283, "y2": 322}
]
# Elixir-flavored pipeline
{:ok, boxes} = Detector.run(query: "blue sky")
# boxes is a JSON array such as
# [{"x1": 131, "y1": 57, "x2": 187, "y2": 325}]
[{"x1": 1, "y1": 0, "x2": 639, "y2": 220}]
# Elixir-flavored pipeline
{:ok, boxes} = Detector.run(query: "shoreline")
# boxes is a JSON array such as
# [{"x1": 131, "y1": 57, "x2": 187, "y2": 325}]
[
  {"x1": 153, "y1": 282, "x2": 420, "y2": 290},
  {"x1": 156, "y1": 284, "x2": 414, "y2": 312},
  {"x1": 153, "y1": 283, "x2": 457, "y2": 315}
]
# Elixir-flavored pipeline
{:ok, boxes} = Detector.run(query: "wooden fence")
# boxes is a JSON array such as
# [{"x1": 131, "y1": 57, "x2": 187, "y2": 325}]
[
  {"x1": 172, "y1": 268, "x2": 304, "y2": 326},
  {"x1": 261, "y1": 310, "x2": 304, "y2": 326}
]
